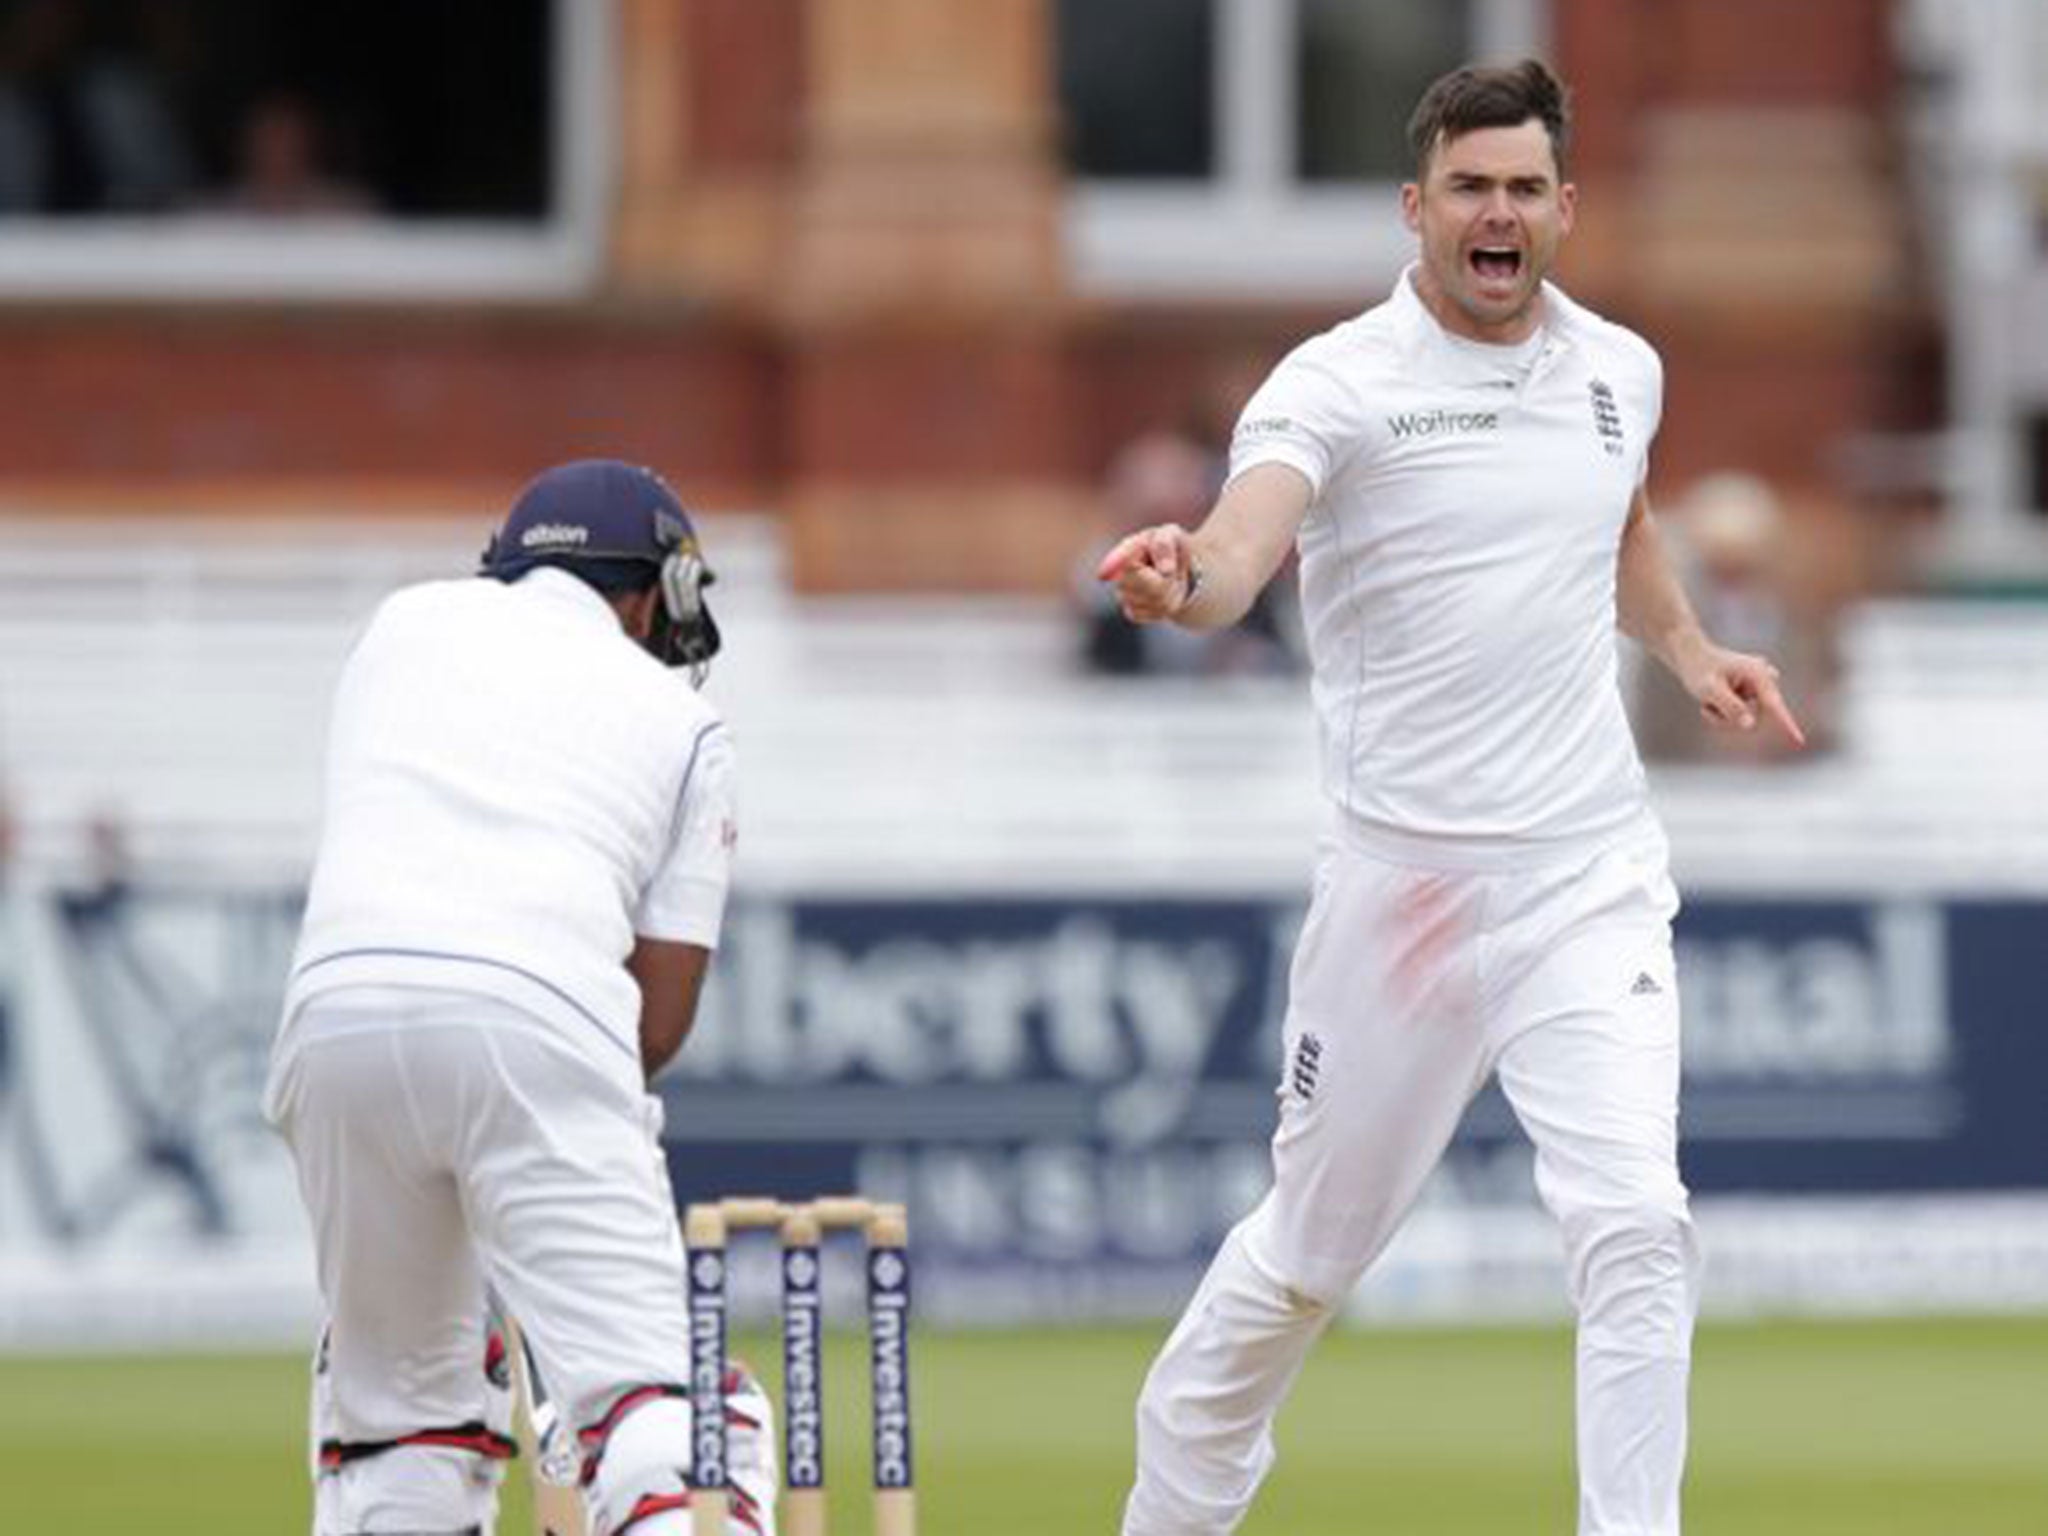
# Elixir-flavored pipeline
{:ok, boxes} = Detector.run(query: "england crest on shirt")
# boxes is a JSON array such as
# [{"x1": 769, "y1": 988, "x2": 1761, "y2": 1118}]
[{"x1": 1588, "y1": 379, "x2": 1625, "y2": 457}]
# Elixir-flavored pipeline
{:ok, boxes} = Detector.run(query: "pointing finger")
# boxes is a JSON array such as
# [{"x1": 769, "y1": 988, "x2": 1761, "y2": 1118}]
[
  {"x1": 1755, "y1": 676, "x2": 1807, "y2": 748},
  {"x1": 1096, "y1": 533, "x2": 1148, "y2": 583}
]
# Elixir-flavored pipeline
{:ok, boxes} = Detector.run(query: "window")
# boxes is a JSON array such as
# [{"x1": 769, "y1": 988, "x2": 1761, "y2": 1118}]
[
  {"x1": 1296, "y1": 0, "x2": 1471, "y2": 182},
  {"x1": 1058, "y1": 0, "x2": 1215, "y2": 180},
  {"x1": 2026, "y1": 411, "x2": 2048, "y2": 521},
  {"x1": 1057, "y1": 0, "x2": 1546, "y2": 299},
  {"x1": 0, "y1": 0, "x2": 610, "y2": 300}
]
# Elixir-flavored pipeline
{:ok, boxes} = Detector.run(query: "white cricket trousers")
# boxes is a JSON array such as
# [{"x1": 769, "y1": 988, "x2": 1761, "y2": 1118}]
[
  {"x1": 1124, "y1": 820, "x2": 1700, "y2": 1536},
  {"x1": 267, "y1": 986, "x2": 695, "y2": 1536}
]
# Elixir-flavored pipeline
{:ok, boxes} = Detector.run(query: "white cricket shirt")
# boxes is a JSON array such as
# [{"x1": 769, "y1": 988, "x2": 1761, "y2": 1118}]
[
  {"x1": 277, "y1": 567, "x2": 736, "y2": 1094},
  {"x1": 1232, "y1": 266, "x2": 1660, "y2": 864}
]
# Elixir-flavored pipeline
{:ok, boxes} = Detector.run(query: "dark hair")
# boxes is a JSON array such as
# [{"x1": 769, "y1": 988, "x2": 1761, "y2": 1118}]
[{"x1": 1406, "y1": 59, "x2": 1570, "y2": 179}]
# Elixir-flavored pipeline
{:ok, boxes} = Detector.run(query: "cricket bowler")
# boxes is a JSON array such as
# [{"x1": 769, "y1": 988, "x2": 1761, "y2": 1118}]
[{"x1": 1102, "y1": 60, "x2": 1804, "y2": 1536}]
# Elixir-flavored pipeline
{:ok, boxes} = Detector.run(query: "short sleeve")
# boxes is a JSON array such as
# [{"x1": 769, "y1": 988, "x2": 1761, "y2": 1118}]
[
  {"x1": 635, "y1": 724, "x2": 736, "y2": 947},
  {"x1": 1227, "y1": 348, "x2": 1357, "y2": 501},
  {"x1": 1634, "y1": 343, "x2": 1665, "y2": 491}
]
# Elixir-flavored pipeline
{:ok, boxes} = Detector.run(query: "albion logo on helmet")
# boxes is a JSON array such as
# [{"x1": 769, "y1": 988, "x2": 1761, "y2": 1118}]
[{"x1": 519, "y1": 522, "x2": 590, "y2": 550}]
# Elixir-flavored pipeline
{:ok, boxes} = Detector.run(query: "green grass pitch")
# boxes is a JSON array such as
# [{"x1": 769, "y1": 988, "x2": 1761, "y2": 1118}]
[{"x1": 5, "y1": 1316, "x2": 2043, "y2": 1533}]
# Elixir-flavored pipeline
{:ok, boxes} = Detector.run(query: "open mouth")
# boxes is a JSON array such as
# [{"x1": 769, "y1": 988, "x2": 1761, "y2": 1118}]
[{"x1": 1469, "y1": 246, "x2": 1522, "y2": 283}]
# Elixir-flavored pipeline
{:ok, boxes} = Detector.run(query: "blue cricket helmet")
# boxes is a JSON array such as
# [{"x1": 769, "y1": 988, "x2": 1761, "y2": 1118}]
[{"x1": 479, "y1": 459, "x2": 721, "y2": 674}]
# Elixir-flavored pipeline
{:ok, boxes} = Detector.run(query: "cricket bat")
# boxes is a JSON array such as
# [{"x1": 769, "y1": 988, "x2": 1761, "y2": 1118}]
[{"x1": 504, "y1": 1314, "x2": 590, "y2": 1536}]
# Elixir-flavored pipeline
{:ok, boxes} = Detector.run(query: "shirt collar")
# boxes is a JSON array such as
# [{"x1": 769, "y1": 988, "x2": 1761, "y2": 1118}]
[
  {"x1": 1388, "y1": 261, "x2": 1579, "y2": 356},
  {"x1": 509, "y1": 564, "x2": 626, "y2": 630}
]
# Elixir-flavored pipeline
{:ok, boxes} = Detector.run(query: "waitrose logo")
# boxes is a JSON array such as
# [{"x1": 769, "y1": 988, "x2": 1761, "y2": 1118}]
[{"x1": 1387, "y1": 408, "x2": 1500, "y2": 438}]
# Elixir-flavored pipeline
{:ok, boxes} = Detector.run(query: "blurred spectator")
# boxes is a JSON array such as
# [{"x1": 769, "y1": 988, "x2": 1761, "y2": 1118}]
[
  {"x1": 1076, "y1": 427, "x2": 1301, "y2": 677},
  {"x1": 0, "y1": 0, "x2": 195, "y2": 213},
  {"x1": 208, "y1": 89, "x2": 373, "y2": 218},
  {"x1": 1634, "y1": 473, "x2": 1840, "y2": 763}
]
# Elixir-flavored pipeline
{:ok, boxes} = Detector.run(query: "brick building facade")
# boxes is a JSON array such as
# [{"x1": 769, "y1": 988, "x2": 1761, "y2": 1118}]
[{"x1": 0, "y1": 0, "x2": 1930, "y2": 594}]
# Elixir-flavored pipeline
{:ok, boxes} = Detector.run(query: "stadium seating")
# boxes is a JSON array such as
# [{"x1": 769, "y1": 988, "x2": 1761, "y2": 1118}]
[{"x1": 0, "y1": 515, "x2": 2043, "y2": 897}]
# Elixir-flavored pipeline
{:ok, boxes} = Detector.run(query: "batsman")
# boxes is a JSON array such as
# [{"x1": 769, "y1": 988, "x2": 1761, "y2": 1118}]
[
  {"x1": 265, "y1": 461, "x2": 776, "y2": 1535},
  {"x1": 1103, "y1": 60, "x2": 1804, "y2": 1536}
]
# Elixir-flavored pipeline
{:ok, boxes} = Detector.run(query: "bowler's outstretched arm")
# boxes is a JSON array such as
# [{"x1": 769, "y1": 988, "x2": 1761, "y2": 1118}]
[{"x1": 1097, "y1": 463, "x2": 1313, "y2": 630}]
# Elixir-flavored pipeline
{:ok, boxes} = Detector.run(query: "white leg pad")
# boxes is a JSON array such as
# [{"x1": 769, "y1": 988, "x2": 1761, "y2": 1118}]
[
  {"x1": 581, "y1": 1367, "x2": 781, "y2": 1536},
  {"x1": 584, "y1": 1394, "x2": 694, "y2": 1536},
  {"x1": 725, "y1": 1366, "x2": 781, "y2": 1536},
  {"x1": 307, "y1": 1322, "x2": 506, "y2": 1536},
  {"x1": 313, "y1": 1444, "x2": 499, "y2": 1536}
]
